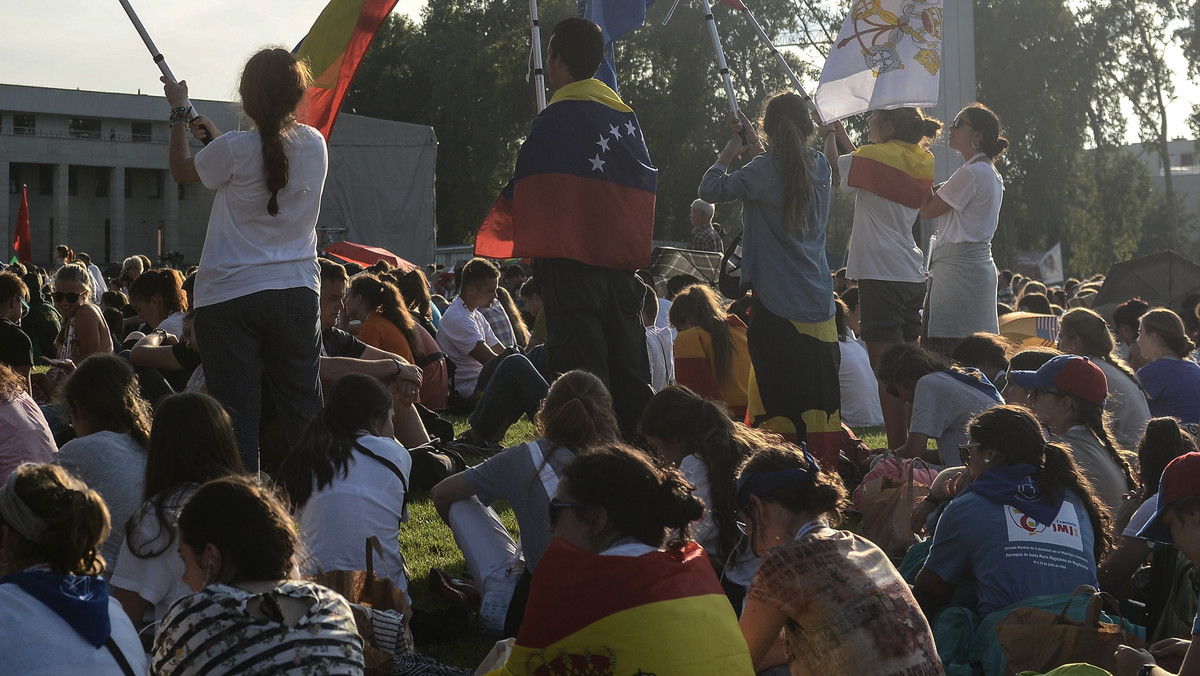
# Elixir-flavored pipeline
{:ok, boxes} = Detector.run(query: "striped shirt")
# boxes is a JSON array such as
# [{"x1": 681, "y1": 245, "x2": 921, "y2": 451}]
[
  {"x1": 479, "y1": 299, "x2": 517, "y2": 348},
  {"x1": 151, "y1": 581, "x2": 364, "y2": 675}
]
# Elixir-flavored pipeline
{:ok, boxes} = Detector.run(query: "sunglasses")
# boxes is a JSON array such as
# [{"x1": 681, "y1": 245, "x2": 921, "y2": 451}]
[
  {"x1": 950, "y1": 118, "x2": 973, "y2": 130},
  {"x1": 53, "y1": 292, "x2": 82, "y2": 304},
  {"x1": 548, "y1": 499, "x2": 582, "y2": 528},
  {"x1": 959, "y1": 442, "x2": 980, "y2": 465}
]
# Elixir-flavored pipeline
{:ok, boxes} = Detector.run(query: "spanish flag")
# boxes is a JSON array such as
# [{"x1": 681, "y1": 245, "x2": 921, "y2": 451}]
[
  {"x1": 673, "y1": 316, "x2": 751, "y2": 419},
  {"x1": 294, "y1": 0, "x2": 399, "y2": 141},
  {"x1": 845, "y1": 140, "x2": 934, "y2": 209},
  {"x1": 486, "y1": 539, "x2": 754, "y2": 676},
  {"x1": 475, "y1": 78, "x2": 657, "y2": 271}
]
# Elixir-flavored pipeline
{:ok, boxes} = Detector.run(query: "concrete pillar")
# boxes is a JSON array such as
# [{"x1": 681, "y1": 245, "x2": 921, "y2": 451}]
[
  {"x1": 0, "y1": 163, "x2": 9, "y2": 259},
  {"x1": 53, "y1": 163, "x2": 69, "y2": 252},
  {"x1": 110, "y1": 166, "x2": 126, "y2": 260},
  {"x1": 164, "y1": 171, "x2": 179, "y2": 254}
]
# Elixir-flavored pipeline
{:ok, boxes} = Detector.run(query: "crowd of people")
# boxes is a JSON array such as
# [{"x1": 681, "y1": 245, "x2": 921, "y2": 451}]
[{"x1": 2, "y1": 16, "x2": 1199, "y2": 676}]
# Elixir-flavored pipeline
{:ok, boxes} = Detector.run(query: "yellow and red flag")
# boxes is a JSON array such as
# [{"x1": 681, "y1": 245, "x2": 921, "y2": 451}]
[
  {"x1": 294, "y1": 0, "x2": 398, "y2": 140},
  {"x1": 846, "y1": 140, "x2": 934, "y2": 209},
  {"x1": 674, "y1": 315, "x2": 751, "y2": 419},
  {"x1": 485, "y1": 539, "x2": 754, "y2": 676},
  {"x1": 12, "y1": 185, "x2": 31, "y2": 264}
]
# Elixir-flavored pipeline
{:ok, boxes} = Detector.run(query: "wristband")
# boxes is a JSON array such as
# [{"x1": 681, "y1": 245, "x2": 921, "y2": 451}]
[{"x1": 392, "y1": 358, "x2": 404, "y2": 375}]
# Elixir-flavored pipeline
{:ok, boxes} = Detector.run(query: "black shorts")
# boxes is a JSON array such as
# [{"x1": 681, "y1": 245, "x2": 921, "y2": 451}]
[{"x1": 857, "y1": 279, "x2": 925, "y2": 343}]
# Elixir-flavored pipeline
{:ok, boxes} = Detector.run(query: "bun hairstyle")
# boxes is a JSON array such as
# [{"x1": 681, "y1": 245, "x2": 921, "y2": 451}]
[
  {"x1": 536, "y1": 369, "x2": 620, "y2": 451},
  {"x1": 178, "y1": 476, "x2": 298, "y2": 584},
  {"x1": 238, "y1": 48, "x2": 309, "y2": 217},
  {"x1": 0, "y1": 463, "x2": 110, "y2": 576},
  {"x1": 128, "y1": 268, "x2": 188, "y2": 315},
  {"x1": 561, "y1": 444, "x2": 704, "y2": 548},
  {"x1": 736, "y1": 443, "x2": 847, "y2": 526},
  {"x1": 876, "y1": 107, "x2": 942, "y2": 147},
  {"x1": 1140, "y1": 308, "x2": 1196, "y2": 359},
  {"x1": 761, "y1": 91, "x2": 816, "y2": 234},
  {"x1": 960, "y1": 103, "x2": 1009, "y2": 159},
  {"x1": 55, "y1": 245, "x2": 75, "y2": 264}
]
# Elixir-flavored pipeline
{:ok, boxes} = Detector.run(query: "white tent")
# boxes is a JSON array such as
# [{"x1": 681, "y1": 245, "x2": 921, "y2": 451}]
[{"x1": 318, "y1": 113, "x2": 437, "y2": 266}]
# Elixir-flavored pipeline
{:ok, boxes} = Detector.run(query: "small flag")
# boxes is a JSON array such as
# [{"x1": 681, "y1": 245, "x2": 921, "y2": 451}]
[
  {"x1": 576, "y1": 0, "x2": 655, "y2": 91},
  {"x1": 13, "y1": 185, "x2": 31, "y2": 264},
  {"x1": 294, "y1": 0, "x2": 400, "y2": 140},
  {"x1": 813, "y1": 0, "x2": 943, "y2": 123},
  {"x1": 1040, "y1": 243, "x2": 1064, "y2": 284}
]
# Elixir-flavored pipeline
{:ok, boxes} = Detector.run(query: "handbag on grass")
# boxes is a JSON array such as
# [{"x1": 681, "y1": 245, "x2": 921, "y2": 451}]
[
  {"x1": 995, "y1": 584, "x2": 1146, "y2": 675},
  {"x1": 856, "y1": 454, "x2": 935, "y2": 558}
]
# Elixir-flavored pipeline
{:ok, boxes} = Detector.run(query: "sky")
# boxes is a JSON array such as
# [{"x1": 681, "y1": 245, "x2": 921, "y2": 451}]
[{"x1": 3, "y1": 1, "x2": 1197, "y2": 143}]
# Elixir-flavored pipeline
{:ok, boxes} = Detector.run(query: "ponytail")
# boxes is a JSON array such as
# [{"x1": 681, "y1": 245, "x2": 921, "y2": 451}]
[
  {"x1": 1074, "y1": 396, "x2": 1137, "y2": 491},
  {"x1": 762, "y1": 92, "x2": 815, "y2": 234},
  {"x1": 1041, "y1": 442, "x2": 1113, "y2": 563},
  {"x1": 350, "y1": 273, "x2": 425, "y2": 361},
  {"x1": 238, "y1": 48, "x2": 308, "y2": 217}
]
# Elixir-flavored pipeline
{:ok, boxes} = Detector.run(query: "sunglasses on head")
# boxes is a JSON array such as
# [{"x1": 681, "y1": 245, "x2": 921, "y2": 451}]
[
  {"x1": 548, "y1": 499, "x2": 582, "y2": 528},
  {"x1": 53, "y1": 292, "x2": 81, "y2": 304}
]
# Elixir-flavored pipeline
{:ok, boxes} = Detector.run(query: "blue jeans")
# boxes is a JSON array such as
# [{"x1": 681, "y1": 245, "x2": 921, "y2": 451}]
[{"x1": 468, "y1": 354, "x2": 549, "y2": 440}]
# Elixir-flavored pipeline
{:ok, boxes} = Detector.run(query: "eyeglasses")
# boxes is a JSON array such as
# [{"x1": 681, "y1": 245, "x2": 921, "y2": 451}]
[
  {"x1": 53, "y1": 292, "x2": 81, "y2": 304},
  {"x1": 959, "y1": 442, "x2": 980, "y2": 465},
  {"x1": 548, "y1": 499, "x2": 582, "y2": 528},
  {"x1": 18, "y1": 298, "x2": 30, "y2": 319},
  {"x1": 950, "y1": 118, "x2": 973, "y2": 130},
  {"x1": 1031, "y1": 388, "x2": 1066, "y2": 402}
]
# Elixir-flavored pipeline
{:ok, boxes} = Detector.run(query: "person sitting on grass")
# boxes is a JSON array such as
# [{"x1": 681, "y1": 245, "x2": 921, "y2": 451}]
[{"x1": 670, "y1": 284, "x2": 751, "y2": 419}]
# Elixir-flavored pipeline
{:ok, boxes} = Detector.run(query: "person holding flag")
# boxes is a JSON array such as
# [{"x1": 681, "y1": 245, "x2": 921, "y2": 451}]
[
  {"x1": 475, "y1": 18, "x2": 657, "y2": 439},
  {"x1": 819, "y1": 108, "x2": 941, "y2": 449}
]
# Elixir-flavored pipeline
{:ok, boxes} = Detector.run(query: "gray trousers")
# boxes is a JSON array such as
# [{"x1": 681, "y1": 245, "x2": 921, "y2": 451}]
[{"x1": 194, "y1": 287, "x2": 323, "y2": 472}]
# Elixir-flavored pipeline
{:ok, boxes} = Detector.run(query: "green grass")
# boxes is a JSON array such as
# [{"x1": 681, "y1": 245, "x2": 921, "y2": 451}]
[{"x1": 401, "y1": 418, "x2": 889, "y2": 668}]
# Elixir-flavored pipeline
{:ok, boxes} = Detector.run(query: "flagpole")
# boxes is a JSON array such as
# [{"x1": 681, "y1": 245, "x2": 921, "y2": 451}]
[
  {"x1": 699, "y1": 0, "x2": 741, "y2": 119},
  {"x1": 737, "y1": 1, "x2": 811, "y2": 105},
  {"x1": 529, "y1": 0, "x2": 548, "y2": 112},
  {"x1": 116, "y1": 0, "x2": 211, "y2": 143}
]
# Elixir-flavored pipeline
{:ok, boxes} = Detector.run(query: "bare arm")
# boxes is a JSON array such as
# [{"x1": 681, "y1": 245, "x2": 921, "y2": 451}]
[
  {"x1": 73, "y1": 304, "x2": 112, "y2": 358},
  {"x1": 919, "y1": 191, "x2": 953, "y2": 220},
  {"x1": 1098, "y1": 535, "x2": 1153, "y2": 595},
  {"x1": 913, "y1": 566, "x2": 955, "y2": 617},
  {"x1": 469, "y1": 340, "x2": 500, "y2": 365},
  {"x1": 431, "y1": 473, "x2": 476, "y2": 523},
  {"x1": 739, "y1": 596, "x2": 789, "y2": 671},
  {"x1": 161, "y1": 77, "x2": 221, "y2": 184}
]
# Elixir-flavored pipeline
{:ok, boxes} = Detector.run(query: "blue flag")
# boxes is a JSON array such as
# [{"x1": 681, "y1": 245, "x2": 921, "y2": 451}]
[{"x1": 576, "y1": 0, "x2": 655, "y2": 91}]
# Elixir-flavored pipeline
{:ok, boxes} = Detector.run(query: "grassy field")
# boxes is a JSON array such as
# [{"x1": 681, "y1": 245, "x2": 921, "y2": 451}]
[{"x1": 400, "y1": 417, "x2": 889, "y2": 669}]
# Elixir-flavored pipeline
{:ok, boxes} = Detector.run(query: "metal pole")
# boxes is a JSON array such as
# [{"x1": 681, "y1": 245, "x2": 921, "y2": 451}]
[
  {"x1": 529, "y1": 0, "x2": 548, "y2": 112},
  {"x1": 740, "y1": 2, "x2": 811, "y2": 105},
  {"x1": 698, "y1": 0, "x2": 740, "y2": 117}
]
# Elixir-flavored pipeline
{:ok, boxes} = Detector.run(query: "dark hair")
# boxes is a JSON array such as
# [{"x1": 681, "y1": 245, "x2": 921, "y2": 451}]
[
  {"x1": 561, "y1": 444, "x2": 704, "y2": 547},
  {"x1": 103, "y1": 307, "x2": 126, "y2": 344},
  {"x1": 177, "y1": 476, "x2": 298, "y2": 584},
  {"x1": 1059, "y1": 308, "x2": 1140, "y2": 386},
  {"x1": 60, "y1": 354, "x2": 152, "y2": 447},
  {"x1": 126, "y1": 393, "x2": 245, "y2": 559},
  {"x1": 1008, "y1": 347, "x2": 1063, "y2": 372},
  {"x1": 666, "y1": 274, "x2": 702, "y2": 299},
  {"x1": 349, "y1": 273, "x2": 424, "y2": 361},
  {"x1": 238, "y1": 48, "x2": 309, "y2": 217},
  {"x1": 834, "y1": 298, "x2": 848, "y2": 341},
  {"x1": 875, "y1": 107, "x2": 942, "y2": 147},
  {"x1": 395, "y1": 268, "x2": 433, "y2": 321},
  {"x1": 77, "y1": 252, "x2": 91, "y2": 267},
  {"x1": 502, "y1": 264, "x2": 526, "y2": 281},
  {"x1": 127, "y1": 268, "x2": 187, "y2": 316},
  {"x1": 737, "y1": 443, "x2": 848, "y2": 526},
  {"x1": 101, "y1": 290, "x2": 128, "y2": 309},
  {"x1": 20, "y1": 272, "x2": 46, "y2": 306},
  {"x1": 968, "y1": 405, "x2": 1112, "y2": 563},
  {"x1": 1136, "y1": 418, "x2": 1198, "y2": 498},
  {"x1": 841, "y1": 286, "x2": 860, "y2": 313},
  {"x1": 1111, "y1": 298, "x2": 1149, "y2": 331},
  {"x1": 536, "y1": 370, "x2": 620, "y2": 451},
  {"x1": 761, "y1": 92, "x2": 816, "y2": 234},
  {"x1": 55, "y1": 245, "x2": 75, "y2": 263},
  {"x1": 952, "y1": 333, "x2": 1011, "y2": 373},
  {"x1": 319, "y1": 259, "x2": 349, "y2": 285},
  {"x1": 0, "y1": 270, "x2": 28, "y2": 304},
  {"x1": 549, "y1": 18, "x2": 604, "y2": 81},
  {"x1": 1017, "y1": 292, "x2": 1052, "y2": 315},
  {"x1": 641, "y1": 282, "x2": 658, "y2": 324},
  {"x1": 280, "y1": 374, "x2": 393, "y2": 510},
  {"x1": 1023, "y1": 281, "x2": 1048, "y2": 297},
  {"x1": 460, "y1": 257, "x2": 500, "y2": 291},
  {"x1": 959, "y1": 103, "x2": 1009, "y2": 158},
  {"x1": 520, "y1": 277, "x2": 540, "y2": 300},
  {"x1": 0, "y1": 464, "x2": 109, "y2": 575},
  {"x1": 1140, "y1": 308, "x2": 1196, "y2": 359},
  {"x1": 669, "y1": 285, "x2": 734, "y2": 385},
  {"x1": 639, "y1": 386, "x2": 773, "y2": 562},
  {"x1": 875, "y1": 343, "x2": 950, "y2": 390}
]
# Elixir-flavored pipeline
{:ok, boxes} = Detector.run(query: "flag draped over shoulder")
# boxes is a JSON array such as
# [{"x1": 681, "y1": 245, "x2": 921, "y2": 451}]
[
  {"x1": 475, "y1": 78, "x2": 657, "y2": 271},
  {"x1": 576, "y1": 0, "x2": 655, "y2": 91},
  {"x1": 813, "y1": 0, "x2": 943, "y2": 123},
  {"x1": 674, "y1": 316, "x2": 751, "y2": 419},
  {"x1": 846, "y1": 140, "x2": 934, "y2": 209},
  {"x1": 13, "y1": 185, "x2": 30, "y2": 264},
  {"x1": 485, "y1": 539, "x2": 755, "y2": 676},
  {"x1": 294, "y1": 0, "x2": 399, "y2": 140}
]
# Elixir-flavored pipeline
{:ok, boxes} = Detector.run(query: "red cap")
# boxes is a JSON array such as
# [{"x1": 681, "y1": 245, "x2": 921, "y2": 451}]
[{"x1": 1137, "y1": 452, "x2": 1200, "y2": 544}]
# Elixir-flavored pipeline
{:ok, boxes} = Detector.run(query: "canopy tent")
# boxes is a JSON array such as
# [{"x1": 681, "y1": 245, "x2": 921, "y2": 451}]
[
  {"x1": 324, "y1": 241, "x2": 417, "y2": 271},
  {"x1": 1091, "y1": 251, "x2": 1200, "y2": 324},
  {"x1": 317, "y1": 113, "x2": 437, "y2": 267}
]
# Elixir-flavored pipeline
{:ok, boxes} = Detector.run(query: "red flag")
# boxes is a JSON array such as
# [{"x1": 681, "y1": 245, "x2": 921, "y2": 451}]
[
  {"x1": 13, "y1": 185, "x2": 31, "y2": 264},
  {"x1": 294, "y1": 0, "x2": 399, "y2": 141},
  {"x1": 716, "y1": 0, "x2": 745, "y2": 9}
]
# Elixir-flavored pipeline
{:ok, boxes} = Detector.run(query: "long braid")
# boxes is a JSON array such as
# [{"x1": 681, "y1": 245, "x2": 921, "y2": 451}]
[
  {"x1": 1076, "y1": 398, "x2": 1137, "y2": 491},
  {"x1": 238, "y1": 48, "x2": 307, "y2": 217}
]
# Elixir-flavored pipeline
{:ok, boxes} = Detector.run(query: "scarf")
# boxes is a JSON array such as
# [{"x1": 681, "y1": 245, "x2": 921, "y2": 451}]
[
  {"x1": 962, "y1": 463, "x2": 1064, "y2": 526},
  {"x1": 1, "y1": 569, "x2": 112, "y2": 647}
]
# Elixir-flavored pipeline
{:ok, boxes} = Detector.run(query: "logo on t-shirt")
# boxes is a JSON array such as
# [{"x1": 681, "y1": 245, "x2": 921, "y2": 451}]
[{"x1": 1004, "y1": 501, "x2": 1084, "y2": 552}]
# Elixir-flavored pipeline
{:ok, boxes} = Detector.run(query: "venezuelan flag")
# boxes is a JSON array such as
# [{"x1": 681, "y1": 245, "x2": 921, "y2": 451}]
[
  {"x1": 845, "y1": 139, "x2": 934, "y2": 209},
  {"x1": 674, "y1": 316, "x2": 751, "y2": 419},
  {"x1": 294, "y1": 0, "x2": 399, "y2": 140},
  {"x1": 475, "y1": 79, "x2": 657, "y2": 271},
  {"x1": 486, "y1": 539, "x2": 754, "y2": 676}
]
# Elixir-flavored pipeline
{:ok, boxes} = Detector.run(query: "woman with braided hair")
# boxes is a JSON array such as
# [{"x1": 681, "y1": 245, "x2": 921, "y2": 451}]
[{"x1": 163, "y1": 48, "x2": 327, "y2": 471}]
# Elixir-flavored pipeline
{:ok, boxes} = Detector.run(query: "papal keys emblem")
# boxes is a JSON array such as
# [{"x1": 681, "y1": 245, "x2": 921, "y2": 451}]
[{"x1": 841, "y1": 0, "x2": 943, "y2": 77}]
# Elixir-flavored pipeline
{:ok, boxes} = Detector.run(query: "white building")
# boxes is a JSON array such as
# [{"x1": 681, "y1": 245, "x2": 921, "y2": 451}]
[
  {"x1": 2, "y1": 83, "x2": 437, "y2": 268},
  {"x1": 1127, "y1": 137, "x2": 1200, "y2": 217}
]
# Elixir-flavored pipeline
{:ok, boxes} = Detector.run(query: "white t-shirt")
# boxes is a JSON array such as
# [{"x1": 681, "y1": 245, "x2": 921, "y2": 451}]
[
  {"x1": 655, "y1": 298, "x2": 673, "y2": 334},
  {"x1": 55, "y1": 431, "x2": 147, "y2": 575},
  {"x1": 111, "y1": 489, "x2": 194, "y2": 622},
  {"x1": 837, "y1": 154, "x2": 925, "y2": 283},
  {"x1": 933, "y1": 156, "x2": 1003, "y2": 245},
  {"x1": 298, "y1": 434, "x2": 412, "y2": 596},
  {"x1": 157, "y1": 310, "x2": 185, "y2": 338},
  {"x1": 909, "y1": 371, "x2": 1002, "y2": 466},
  {"x1": 645, "y1": 325, "x2": 675, "y2": 392},
  {"x1": 192, "y1": 125, "x2": 327, "y2": 307},
  {"x1": 679, "y1": 454, "x2": 759, "y2": 588},
  {"x1": 0, "y1": 585, "x2": 146, "y2": 674},
  {"x1": 438, "y1": 297, "x2": 499, "y2": 397},
  {"x1": 839, "y1": 332, "x2": 884, "y2": 426}
]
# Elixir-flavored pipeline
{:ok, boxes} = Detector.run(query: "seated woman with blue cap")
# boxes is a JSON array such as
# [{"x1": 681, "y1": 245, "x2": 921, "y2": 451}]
[{"x1": 736, "y1": 442, "x2": 941, "y2": 675}]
